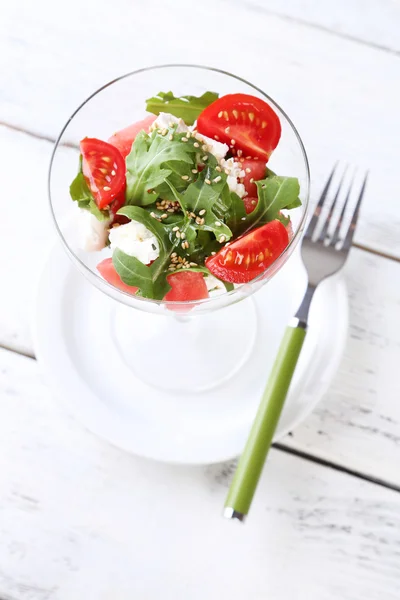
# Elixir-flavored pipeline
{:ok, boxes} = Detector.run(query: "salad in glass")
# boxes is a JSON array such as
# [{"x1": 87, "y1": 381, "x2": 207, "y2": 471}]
[{"x1": 69, "y1": 90, "x2": 301, "y2": 303}]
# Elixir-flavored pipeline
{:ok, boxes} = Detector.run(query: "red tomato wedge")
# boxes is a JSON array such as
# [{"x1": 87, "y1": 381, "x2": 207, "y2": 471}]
[
  {"x1": 241, "y1": 159, "x2": 267, "y2": 197},
  {"x1": 81, "y1": 138, "x2": 126, "y2": 210},
  {"x1": 243, "y1": 196, "x2": 258, "y2": 214},
  {"x1": 206, "y1": 220, "x2": 289, "y2": 284},
  {"x1": 164, "y1": 271, "x2": 208, "y2": 302},
  {"x1": 97, "y1": 258, "x2": 138, "y2": 295},
  {"x1": 197, "y1": 94, "x2": 281, "y2": 161},
  {"x1": 108, "y1": 115, "x2": 156, "y2": 158}
]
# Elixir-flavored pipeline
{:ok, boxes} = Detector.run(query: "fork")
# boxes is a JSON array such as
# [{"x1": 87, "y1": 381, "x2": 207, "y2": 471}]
[{"x1": 224, "y1": 165, "x2": 368, "y2": 522}]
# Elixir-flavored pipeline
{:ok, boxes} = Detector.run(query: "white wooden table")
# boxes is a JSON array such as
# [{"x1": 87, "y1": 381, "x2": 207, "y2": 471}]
[{"x1": 1, "y1": 1, "x2": 400, "y2": 598}]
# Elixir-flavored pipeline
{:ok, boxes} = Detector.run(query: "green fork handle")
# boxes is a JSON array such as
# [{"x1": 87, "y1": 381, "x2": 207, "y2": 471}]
[{"x1": 224, "y1": 321, "x2": 307, "y2": 520}]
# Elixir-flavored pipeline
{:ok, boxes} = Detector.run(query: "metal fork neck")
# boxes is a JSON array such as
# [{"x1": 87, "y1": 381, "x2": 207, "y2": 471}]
[{"x1": 292, "y1": 283, "x2": 316, "y2": 329}]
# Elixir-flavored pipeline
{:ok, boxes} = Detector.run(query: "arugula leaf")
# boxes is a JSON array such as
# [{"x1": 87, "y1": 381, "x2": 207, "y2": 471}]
[
  {"x1": 146, "y1": 91, "x2": 218, "y2": 125},
  {"x1": 125, "y1": 129, "x2": 198, "y2": 206},
  {"x1": 69, "y1": 163, "x2": 109, "y2": 221},
  {"x1": 112, "y1": 249, "x2": 154, "y2": 297},
  {"x1": 166, "y1": 156, "x2": 233, "y2": 244},
  {"x1": 253, "y1": 176, "x2": 300, "y2": 225}
]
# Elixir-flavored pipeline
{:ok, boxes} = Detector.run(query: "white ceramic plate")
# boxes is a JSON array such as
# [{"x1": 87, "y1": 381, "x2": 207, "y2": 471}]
[{"x1": 33, "y1": 242, "x2": 348, "y2": 465}]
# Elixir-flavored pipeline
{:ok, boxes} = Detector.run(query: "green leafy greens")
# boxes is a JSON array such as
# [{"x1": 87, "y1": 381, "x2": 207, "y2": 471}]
[
  {"x1": 69, "y1": 159, "x2": 109, "y2": 221},
  {"x1": 125, "y1": 128, "x2": 199, "y2": 206},
  {"x1": 145, "y1": 91, "x2": 218, "y2": 125}
]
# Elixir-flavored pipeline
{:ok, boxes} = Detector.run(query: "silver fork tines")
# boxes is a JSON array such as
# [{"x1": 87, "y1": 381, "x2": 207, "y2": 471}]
[{"x1": 305, "y1": 164, "x2": 368, "y2": 251}]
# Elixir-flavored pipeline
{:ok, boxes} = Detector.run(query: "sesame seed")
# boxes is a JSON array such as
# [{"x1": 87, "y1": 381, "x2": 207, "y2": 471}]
[
  {"x1": 176, "y1": 263, "x2": 183, "y2": 268},
  {"x1": 157, "y1": 129, "x2": 162, "y2": 134},
  {"x1": 190, "y1": 212, "x2": 197, "y2": 218},
  {"x1": 185, "y1": 241, "x2": 190, "y2": 248},
  {"x1": 245, "y1": 168, "x2": 251, "y2": 173},
  {"x1": 181, "y1": 137, "x2": 188, "y2": 142},
  {"x1": 186, "y1": 131, "x2": 191, "y2": 138},
  {"x1": 230, "y1": 139, "x2": 236, "y2": 145},
  {"x1": 176, "y1": 231, "x2": 181, "y2": 239},
  {"x1": 199, "y1": 209, "x2": 206, "y2": 216},
  {"x1": 193, "y1": 142, "x2": 199, "y2": 148},
  {"x1": 169, "y1": 134, "x2": 174, "y2": 141},
  {"x1": 111, "y1": 170, "x2": 116, "y2": 176},
  {"x1": 103, "y1": 186, "x2": 111, "y2": 191},
  {"x1": 150, "y1": 212, "x2": 157, "y2": 218},
  {"x1": 219, "y1": 235, "x2": 226, "y2": 243},
  {"x1": 161, "y1": 213, "x2": 168, "y2": 219},
  {"x1": 167, "y1": 208, "x2": 175, "y2": 213},
  {"x1": 215, "y1": 166, "x2": 222, "y2": 172},
  {"x1": 205, "y1": 179, "x2": 211, "y2": 185},
  {"x1": 218, "y1": 111, "x2": 223, "y2": 118},
  {"x1": 196, "y1": 217, "x2": 201, "y2": 224},
  {"x1": 181, "y1": 175, "x2": 189, "y2": 180},
  {"x1": 180, "y1": 232, "x2": 186, "y2": 239},
  {"x1": 191, "y1": 169, "x2": 198, "y2": 174},
  {"x1": 211, "y1": 251, "x2": 216, "y2": 255},
  {"x1": 200, "y1": 218, "x2": 205, "y2": 225},
  {"x1": 241, "y1": 217, "x2": 247, "y2": 221},
  {"x1": 202, "y1": 144, "x2": 208, "y2": 152},
  {"x1": 181, "y1": 243, "x2": 186, "y2": 250},
  {"x1": 161, "y1": 128, "x2": 167, "y2": 136},
  {"x1": 202, "y1": 155, "x2": 208, "y2": 161},
  {"x1": 171, "y1": 252, "x2": 177, "y2": 258},
  {"x1": 215, "y1": 221, "x2": 222, "y2": 226},
  {"x1": 213, "y1": 176, "x2": 222, "y2": 183},
  {"x1": 168, "y1": 266, "x2": 176, "y2": 271},
  {"x1": 224, "y1": 169, "x2": 230, "y2": 175},
  {"x1": 172, "y1": 226, "x2": 179, "y2": 232},
  {"x1": 190, "y1": 262, "x2": 198, "y2": 267}
]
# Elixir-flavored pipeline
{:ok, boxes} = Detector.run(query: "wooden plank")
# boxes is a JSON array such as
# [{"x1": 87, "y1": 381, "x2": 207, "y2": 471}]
[
  {"x1": 245, "y1": 0, "x2": 400, "y2": 53},
  {"x1": 0, "y1": 348, "x2": 400, "y2": 600},
  {"x1": 1, "y1": 0, "x2": 400, "y2": 257},
  {"x1": 1, "y1": 126, "x2": 400, "y2": 489},
  {"x1": 286, "y1": 247, "x2": 400, "y2": 485}
]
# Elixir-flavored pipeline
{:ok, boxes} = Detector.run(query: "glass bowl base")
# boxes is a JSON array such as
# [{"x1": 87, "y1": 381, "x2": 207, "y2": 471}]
[{"x1": 111, "y1": 299, "x2": 258, "y2": 393}]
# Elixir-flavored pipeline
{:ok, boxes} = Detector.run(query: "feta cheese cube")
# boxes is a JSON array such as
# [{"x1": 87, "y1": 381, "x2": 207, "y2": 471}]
[
  {"x1": 220, "y1": 158, "x2": 247, "y2": 198},
  {"x1": 194, "y1": 132, "x2": 229, "y2": 162},
  {"x1": 109, "y1": 220, "x2": 159, "y2": 264},
  {"x1": 78, "y1": 209, "x2": 111, "y2": 252},
  {"x1": 151, "y1": 112, "x2": 189, "y2": 134}
]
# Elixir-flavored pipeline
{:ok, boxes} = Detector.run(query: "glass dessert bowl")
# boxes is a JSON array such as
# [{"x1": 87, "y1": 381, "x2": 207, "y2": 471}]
[{"x1": 49, "y1": 64, "x2": 309, "y2": 392}]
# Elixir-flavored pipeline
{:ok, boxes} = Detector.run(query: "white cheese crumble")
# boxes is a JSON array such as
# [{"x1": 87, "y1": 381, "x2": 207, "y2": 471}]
[
  {"x1": 109, "y1": 220, "x2": 159, "y2": 264},
  {"x1": 220, "y1": 158, "x2": 247, "y2": 198},
  {"x1": 78, "y1": 209, "x2": 111, "y2": 252},
  {"x1": 151, "y1": 112, "x2": 189, "y2": 134},
  {"x1": 194, "y1": 132, "x2": 229, "y2": 162}
]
